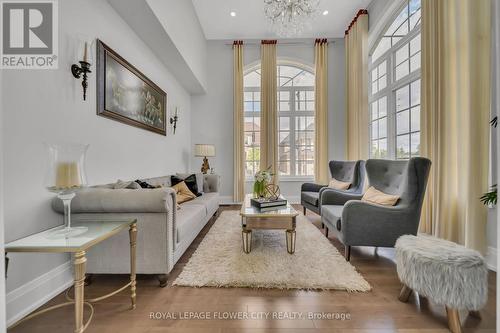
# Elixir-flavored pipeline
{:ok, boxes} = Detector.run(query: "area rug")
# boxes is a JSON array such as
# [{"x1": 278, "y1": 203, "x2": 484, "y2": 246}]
[{"x1": 173, "y1": 210, "x2": 371, "y2": 291}]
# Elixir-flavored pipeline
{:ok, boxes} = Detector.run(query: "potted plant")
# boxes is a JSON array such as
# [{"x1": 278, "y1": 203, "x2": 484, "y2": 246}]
[{"x1": 253, "y1": 168, "x2": 273, "y2": 198}]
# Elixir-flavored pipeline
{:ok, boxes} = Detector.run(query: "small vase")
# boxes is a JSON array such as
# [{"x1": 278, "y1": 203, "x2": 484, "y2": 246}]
[{"x1": 253, "y1": 181, "x2": 267, "y2": 198}]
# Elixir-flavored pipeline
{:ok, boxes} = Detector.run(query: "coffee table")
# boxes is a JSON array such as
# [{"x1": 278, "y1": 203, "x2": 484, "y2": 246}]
[{"x1": 240, "y1": 194, "x2": 299, "y2": 254}]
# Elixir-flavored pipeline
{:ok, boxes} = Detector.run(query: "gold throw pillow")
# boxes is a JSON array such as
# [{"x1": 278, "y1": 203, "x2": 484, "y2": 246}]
[
  {"x1": 361, "y1": 186, "x2": 399, "y2": 206},
  {"x1": 328, "y1": 178, "x2": 351, "y2": 190},
  {"x1": 172, "y1": 181, "x2": 196, "y2": 204}
]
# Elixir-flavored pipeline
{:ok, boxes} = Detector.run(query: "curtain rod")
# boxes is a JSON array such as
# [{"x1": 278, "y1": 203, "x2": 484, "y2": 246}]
[{"x1": 224, "y1": 40, "x2": 336, "y2": 46}]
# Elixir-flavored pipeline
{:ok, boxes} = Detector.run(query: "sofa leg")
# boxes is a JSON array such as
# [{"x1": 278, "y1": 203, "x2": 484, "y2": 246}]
[
  {"x1": 321, "y1": 223, "x2": 324, "y2": 229},
  {"x1": 469, "y1": 310, "x2": 481, "y2": 319},
  {"x1": 325, "y1": 227, "x2": 329, "y2": 238},
  {"x1": 303, "y1": 207, "x2": 306, "y2": 215},
  {"x1": 344, "y1": 245, "x2": 351, "y2": 261},
  {"x1": 398, "y1": 285, "x2": 412, "y2": 303},
  {"x1": 446, "y1": 307, "x2": 462, "y2": 333},
  {"x1": 157, "y1": 274, "x2": 168, "y2": 288},
  {"x1": 84, "y1": 274, "x2": 93, "y2": 286}
]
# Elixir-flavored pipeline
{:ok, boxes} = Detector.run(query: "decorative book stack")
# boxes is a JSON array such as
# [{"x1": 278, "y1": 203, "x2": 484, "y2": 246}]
[{"x1": 250, "y1": 197, "x2": 287, "y2": 212}]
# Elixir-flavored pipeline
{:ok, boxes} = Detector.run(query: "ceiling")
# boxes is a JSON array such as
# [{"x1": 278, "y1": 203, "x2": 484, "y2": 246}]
[{"x1": 191, "y1": 0, "x2": 372, "y2": 40}]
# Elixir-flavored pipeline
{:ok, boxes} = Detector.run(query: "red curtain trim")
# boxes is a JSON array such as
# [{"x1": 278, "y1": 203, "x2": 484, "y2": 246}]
[
  {"x1": 233, "y1": 40, "x2": 243, "y2": 46},
  {"x1": 261, "y1": 40, "x2": 277, "y2": 45},
  {"x1": 344, "y1": 9, "x2": 368, "y2": 36},
  {"x1": 315, "y1": 38, "x2": 328, "y2": 44}
]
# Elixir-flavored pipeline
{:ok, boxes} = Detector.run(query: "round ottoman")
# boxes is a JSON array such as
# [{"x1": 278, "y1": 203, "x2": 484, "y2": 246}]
[{"x1": 395, "y1": 235, "x2": 488, "y2": 333}]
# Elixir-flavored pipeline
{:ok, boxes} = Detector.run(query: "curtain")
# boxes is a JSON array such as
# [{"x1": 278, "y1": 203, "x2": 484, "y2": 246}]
[
  {"x1": 314, "y1": 39, "x2": 329, "y2": 184},
  {"x1": 233, "y1": 41, "x2": 245, "y2": 202},
  {"x1": 345, "y1": 10, "x2": 369, "y2": 161},
  {"x1": 420, "y1": 0, "x2": 491, "y2": 253},
  {"x1": 260, "y1": 40, "x2": 278, "y2": 181}
]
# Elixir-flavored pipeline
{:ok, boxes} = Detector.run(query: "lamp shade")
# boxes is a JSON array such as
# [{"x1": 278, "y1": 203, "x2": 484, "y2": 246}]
[{"x1": 194, "y1": 144, "x2": 216, "y2": 157}]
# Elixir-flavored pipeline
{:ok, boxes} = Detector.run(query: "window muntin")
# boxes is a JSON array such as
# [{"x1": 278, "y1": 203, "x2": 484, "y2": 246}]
[
  {"x1": 244, "y1": 88, "x2": 261, "y2": 178},
  {"x1": 244, "y1": 64, "x2": 315, "y2": 179},
  {"x1": 369, "y1": 0, "x2": 421, "y2": 160},
  {"x1": 371, "y1": 0, "x2": 421, "y2": 62}
]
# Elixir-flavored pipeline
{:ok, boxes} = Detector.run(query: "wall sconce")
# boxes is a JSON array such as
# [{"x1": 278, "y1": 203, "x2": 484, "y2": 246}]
[
  {"x1": 71, "y1": 39, "x2": 93, "y2": 101},
  {"x1": 170, "y1": 107, "x2": 179, "y2": 134}
]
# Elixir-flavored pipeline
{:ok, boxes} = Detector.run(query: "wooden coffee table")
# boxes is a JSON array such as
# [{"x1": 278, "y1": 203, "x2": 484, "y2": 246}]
[{"x1": 240, "y1": 194, "x2": 299, "y2": 254}]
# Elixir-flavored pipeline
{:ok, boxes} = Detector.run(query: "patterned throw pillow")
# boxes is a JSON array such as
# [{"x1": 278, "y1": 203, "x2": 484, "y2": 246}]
[
  {"x1": 361, "y1": 186, "x2": 399, "y2": 206},
  {"x1": 171, "y1": 174, "x2": 201, "y2": 196},
  {"x1": 172, "y1": 181, "x2": 197, "y2": 204},
  {"x1": 134, "y1": 179, "x2": 157, "y2": 189}
]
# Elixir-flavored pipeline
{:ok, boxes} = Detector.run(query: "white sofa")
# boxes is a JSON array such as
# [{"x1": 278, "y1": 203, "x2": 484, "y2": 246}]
[{"x1": 52, "y1": 174, "x2": 220, "y2": 286}]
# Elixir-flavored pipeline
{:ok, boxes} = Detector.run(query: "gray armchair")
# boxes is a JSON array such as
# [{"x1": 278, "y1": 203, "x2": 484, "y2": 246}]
[
  {"x1": 320, "y1": 157, "x2": 431, "y2": 261},
  {"x1": 300, "y1": 160, "x2": 365, "y2": 216}
]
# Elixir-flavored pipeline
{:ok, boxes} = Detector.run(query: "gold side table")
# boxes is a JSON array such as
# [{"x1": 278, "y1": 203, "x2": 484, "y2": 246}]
[{"x1": 5, "y1": 219, "x2": 137, "y2": 333}]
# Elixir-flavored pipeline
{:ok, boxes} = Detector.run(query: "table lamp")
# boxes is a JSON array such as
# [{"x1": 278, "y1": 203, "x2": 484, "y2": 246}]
[
  {"x1": 194, "y1": 144, "x2": 215, "y2": 174},
  {"x1": 44, "y1": 143, "x2": 89, "y2": 237}
]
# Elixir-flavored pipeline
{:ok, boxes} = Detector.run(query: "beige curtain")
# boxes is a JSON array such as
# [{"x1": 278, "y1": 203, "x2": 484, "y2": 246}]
[
  {"x1": 260, "y1": 40, "x2": 278, "y2": 181},
  {"x1": 314, "y1": 39, "x2": 329, "y2": 184},
  {"x1": 420, "y1": 0, "x2": 491, "y2": 253},
  {"x1": 233, "y1": 41, "x2": 245, "y2": 202},
  {"x1": 345, "y1": 10, "x2": 369, "y2": 161}
]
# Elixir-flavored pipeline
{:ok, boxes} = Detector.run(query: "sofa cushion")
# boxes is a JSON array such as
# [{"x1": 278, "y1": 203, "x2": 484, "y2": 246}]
[
  {"x1": 321, "y1": 205, "x2": 344, "y2": 223},
  {"x1": 176, "y1": 203, "x2": 206, "y2": 243},
  {"x1": 302, "y1": 191, "x2": 319, "y2": 207},
  {"x1": 190, "y1": 192, "x2": 219, "y2": 216}
]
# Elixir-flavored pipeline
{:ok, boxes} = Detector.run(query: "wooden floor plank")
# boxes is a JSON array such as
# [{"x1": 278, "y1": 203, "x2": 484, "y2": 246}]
[{"x1": 8, "y1": 205, "x2": 496, "y2": 332}]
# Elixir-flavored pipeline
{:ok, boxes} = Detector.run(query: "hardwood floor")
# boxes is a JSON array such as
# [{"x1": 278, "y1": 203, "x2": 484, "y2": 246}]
[{"x1": 9, "y1": 205, "x2": 497, "y2": 333}]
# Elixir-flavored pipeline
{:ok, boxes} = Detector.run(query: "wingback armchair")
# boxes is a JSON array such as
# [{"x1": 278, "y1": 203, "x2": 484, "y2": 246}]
[
  {"x1": 300, "y1": 160, "x2": 365, "y2": 216},
  {"x1": 320, "y1": 157, "x2": 431, "y2": 261}
]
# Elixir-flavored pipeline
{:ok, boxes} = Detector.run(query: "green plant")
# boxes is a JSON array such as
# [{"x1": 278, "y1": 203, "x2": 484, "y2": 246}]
[
  {"x1": 481, "y1": 184, "x2": 497, "y2": 206},
  {"x1": 481, "y1": 116, "x2": 497, "y2": 206}
]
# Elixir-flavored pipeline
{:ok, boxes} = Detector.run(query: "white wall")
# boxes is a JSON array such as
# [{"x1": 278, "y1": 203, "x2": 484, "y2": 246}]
[
  {"x1": 191, "y1": 40, "x2": 346, "y2": 203},
  {"x1": 2, "y1": 0, "x2": 192, "y2": 323},
  {"x1": 0, "y1": 64, "x2": 6, "y2": 332},
  {"x1": 147, "y1": 0, "x2": 208, "y2": 92}
]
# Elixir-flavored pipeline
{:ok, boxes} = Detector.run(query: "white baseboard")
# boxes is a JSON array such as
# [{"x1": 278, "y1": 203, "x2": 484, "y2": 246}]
[
  {"x1": 6, "y1": 261, "x2": 73, "y2": 327},
  {"x1": 220, "y1": 195, "x2": 301, "y2": 205},
  {"x1": 486, "y1": 247, "x2": 497, "y2": 271}
]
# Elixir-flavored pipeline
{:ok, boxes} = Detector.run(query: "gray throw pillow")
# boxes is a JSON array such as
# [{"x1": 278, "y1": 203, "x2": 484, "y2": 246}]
[{"x1": 113, "y1": 180, "x2": 141, "y2": 189}]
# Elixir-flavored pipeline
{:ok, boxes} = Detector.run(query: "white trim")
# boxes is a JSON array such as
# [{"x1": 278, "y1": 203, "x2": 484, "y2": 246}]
[
  {"x1": 6, "y1": 261, "x2": 73, "y2": 327},
  {"x1": 486, "y1": 247, "x2": 497, "y2": 272}
]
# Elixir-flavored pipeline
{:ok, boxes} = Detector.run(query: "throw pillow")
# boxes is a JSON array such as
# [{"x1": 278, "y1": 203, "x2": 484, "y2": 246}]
[
  {"x1": 135, "y1": 179, "x2": 157, "y2": 189},
  {"x1": 171, "y1": 174, "x2": 201, "y2": 196},
  {"x1": 113, "y1": 180, "x2": 141, "y2": 189},
  {"x1": 361, "y1": 186, "x2": 399, "y2": 206},
  {"x1": 172, "y1": 181, "x2": 197, "y2": 204},
  {"x1": 329, "y1": 178, "x2": 351, "y2": 190},
  {"x1": 177, "y1": 173, "x2": 204, "y2": 194}
]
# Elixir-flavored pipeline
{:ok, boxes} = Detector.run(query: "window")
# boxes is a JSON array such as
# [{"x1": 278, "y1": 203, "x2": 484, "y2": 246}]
[
  {"x1": 243, "y1": 69, "x2": 261, "y2": 179},
  {"x1": 369, "y1": 0, "x2": 421, "y2": 159},
  {"x1": 244, "y1": 63, "x2": 315, "y2": 179}
]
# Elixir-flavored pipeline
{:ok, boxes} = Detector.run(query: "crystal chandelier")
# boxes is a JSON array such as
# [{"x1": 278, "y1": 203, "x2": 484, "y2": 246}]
[{"x1": 264, "y1": 0, "x2": 320, "y2": 37}]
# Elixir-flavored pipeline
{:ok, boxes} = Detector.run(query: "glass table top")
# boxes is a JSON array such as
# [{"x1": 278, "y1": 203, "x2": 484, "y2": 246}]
[
  {"x1": 5, "y1": 219, "x2": 136, "y2": 253},
  {"x1": 240, "y1": 194, "x2": 298, "y2": 217}
]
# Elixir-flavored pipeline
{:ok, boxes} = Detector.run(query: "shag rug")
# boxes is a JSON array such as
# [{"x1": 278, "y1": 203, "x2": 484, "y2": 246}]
[{"x1": 173, "y1": 210, "x2": 371, "y2": 291}]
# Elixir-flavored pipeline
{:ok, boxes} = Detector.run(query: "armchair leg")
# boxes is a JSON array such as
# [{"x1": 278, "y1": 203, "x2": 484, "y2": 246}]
[
  {"x1": 157, "y1": 274, "x2": 168, "y2": 288},
  {"x1": 303, "y1": 207, "x2": 306, "y2": 215},
  {"x1": 325, "y1": 227, "x2": 329, "y2": 238},
  {"x1": 321, "y1": 223, "x2": 324, "y2": 229},
  {"x1": 345, "y1": 245, "x2": 351, "y2": 261}
]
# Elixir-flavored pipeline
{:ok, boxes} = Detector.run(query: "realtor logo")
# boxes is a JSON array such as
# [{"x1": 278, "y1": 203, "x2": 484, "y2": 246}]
[{"x1": 1, "y1": 0, "x2": 58, "y2": 69}]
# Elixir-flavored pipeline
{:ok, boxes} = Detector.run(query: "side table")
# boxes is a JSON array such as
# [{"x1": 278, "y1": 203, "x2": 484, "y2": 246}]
[{"x1": 5, "y1": 219, "x2": 137, "y2": 333}]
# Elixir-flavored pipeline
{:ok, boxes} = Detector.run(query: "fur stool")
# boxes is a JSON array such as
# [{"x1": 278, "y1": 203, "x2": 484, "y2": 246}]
[{"x1": 395, "y1": 235, "x2": 488, "y2": 333}]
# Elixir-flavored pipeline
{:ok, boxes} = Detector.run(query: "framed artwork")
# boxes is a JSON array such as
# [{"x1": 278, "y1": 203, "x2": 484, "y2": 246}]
[{"x1": 96, "y1": 39, "x2": 167, "y2": 136}]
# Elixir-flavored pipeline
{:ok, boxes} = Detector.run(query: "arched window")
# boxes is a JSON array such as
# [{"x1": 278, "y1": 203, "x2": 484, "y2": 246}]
[
  {"x1": 369, "y1": 0, "x2": 421, "y2": 159},
  {"x1": 243, "y1": 63, "x2": 315, "y2": 179}
]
